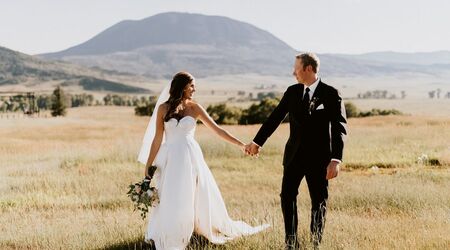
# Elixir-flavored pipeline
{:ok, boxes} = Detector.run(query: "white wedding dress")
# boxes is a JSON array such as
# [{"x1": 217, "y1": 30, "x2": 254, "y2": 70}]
[{"x1": 144, "y1": 116, "x2": 269, "y2": 250}]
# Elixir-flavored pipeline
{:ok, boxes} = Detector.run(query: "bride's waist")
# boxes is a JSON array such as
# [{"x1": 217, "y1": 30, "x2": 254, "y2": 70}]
[{"x1": 164, "y1": 136, "x2": 195, "y2": 144}]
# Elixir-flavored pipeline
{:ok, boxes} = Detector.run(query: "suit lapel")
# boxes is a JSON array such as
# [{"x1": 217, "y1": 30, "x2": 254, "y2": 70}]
[
  {"x1": 311, "y1": 81, "x2": 323, "y2": 100},
  {"x1": 298, "y1": 84, "x2": 304, "y2": 104},
  {"x1": 311, "y1": 81, "x2": 325, "y2": 108},
  {"x1": 291, "y1": 84, "x2": 307, "y2": 119}
]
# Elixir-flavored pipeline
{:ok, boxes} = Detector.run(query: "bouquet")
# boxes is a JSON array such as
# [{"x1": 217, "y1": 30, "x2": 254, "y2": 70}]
[{"x1": 127, "y1": 166, "x2": 159, "y2": 220}]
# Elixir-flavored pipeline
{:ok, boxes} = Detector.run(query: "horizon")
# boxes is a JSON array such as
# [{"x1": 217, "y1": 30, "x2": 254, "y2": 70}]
[{"x1": 1, "y1": 0, "x2": 449, "y2": 55}]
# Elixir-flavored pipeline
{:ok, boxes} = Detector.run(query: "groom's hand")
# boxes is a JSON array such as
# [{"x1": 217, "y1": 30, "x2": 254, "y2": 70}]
[
  {"x1": 326, "y1": 161, "x2": 340, "y2": 180},
  {"x1": 244, "y1": 142, "x2": 260, "y2": 157}
]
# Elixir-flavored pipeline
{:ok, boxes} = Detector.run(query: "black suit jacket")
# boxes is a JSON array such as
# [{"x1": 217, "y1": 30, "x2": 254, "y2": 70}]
[{"x1": 253, "y1": 81, "x2": 347, "y2": 167}]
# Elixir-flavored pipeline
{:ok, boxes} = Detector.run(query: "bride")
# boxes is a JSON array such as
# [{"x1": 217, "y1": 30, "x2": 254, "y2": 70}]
[{"x1": 137, "y1": 72, "x2": 269, "y2": 249}]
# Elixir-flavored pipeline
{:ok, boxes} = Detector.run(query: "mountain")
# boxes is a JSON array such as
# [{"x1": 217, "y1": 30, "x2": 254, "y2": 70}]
[
  {"x1": 40, "y1": 12, "x2": 450, "y2": 78},
  {"x1": 41, "y1": 12, "x2": 297, "y2": 77},
  {"x1": 328, "y1": 51, "x2": 450, "y2": 65},
  {"x1": 0, "y1": 46, "x2": 149, "y2": 93},
  {"x1": 320, "y1": 51, "x2": 450, "y2": 77}
]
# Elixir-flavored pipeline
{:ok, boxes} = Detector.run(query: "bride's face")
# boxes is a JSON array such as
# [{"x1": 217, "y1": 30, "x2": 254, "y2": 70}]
[{"x1": 183, "y1": 80, "x2": 196, "y2": 100}]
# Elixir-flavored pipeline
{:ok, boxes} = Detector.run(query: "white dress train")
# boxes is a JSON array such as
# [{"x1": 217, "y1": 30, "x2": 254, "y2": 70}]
[{"x1": 145, "y1": 116, "x2": 269, "y2": 249}]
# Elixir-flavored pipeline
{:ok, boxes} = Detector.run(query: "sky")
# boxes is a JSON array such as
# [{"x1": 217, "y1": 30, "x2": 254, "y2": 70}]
[{"x1": 1, "y1": 0, "x2": 449, "y2": 55}]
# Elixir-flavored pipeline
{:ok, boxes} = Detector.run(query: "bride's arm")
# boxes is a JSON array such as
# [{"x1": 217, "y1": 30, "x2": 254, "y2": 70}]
[
  {"x1": 144, "y1": 104, "x2": 166, "y2": 177},
  {"x1": 196, "y1": 103, "x2": 245, "y2": 150}
]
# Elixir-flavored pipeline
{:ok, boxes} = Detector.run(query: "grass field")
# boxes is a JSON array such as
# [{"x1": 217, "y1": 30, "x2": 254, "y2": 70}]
[{"x1": 1, "y1": 106, "x2": 449, "y2": 249}]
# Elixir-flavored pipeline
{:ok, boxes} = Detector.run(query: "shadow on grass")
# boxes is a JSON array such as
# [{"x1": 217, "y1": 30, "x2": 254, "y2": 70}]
[
  {"x1": 97, "y1": 237, "x2": 150, "y2": 250},
  {"x1": 100, "y1": 233, "x2": 226, "y2": 250}
]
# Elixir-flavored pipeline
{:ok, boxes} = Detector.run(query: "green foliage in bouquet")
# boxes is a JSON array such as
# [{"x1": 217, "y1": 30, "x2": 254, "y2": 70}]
[{"x1": 127, "y1": 166, "x2": 159, "y2": 220}]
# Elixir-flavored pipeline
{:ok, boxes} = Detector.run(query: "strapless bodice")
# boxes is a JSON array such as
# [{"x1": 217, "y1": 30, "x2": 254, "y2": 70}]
[{"x1": 164, "y1": 116, "x2": 196, "y2": 143}]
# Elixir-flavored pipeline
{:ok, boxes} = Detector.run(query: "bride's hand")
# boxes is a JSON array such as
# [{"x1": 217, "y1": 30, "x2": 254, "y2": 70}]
[
  {"x1": 237, "y1": 142, "x2": 246, "y2": 154},
  {"x1": 145, "y1": 165, "x2": 158, "y2": 180},
  {"x1": 144, "y1": 165, "x2": 153, "y2": 179},
  {"x1": 239, "y1": 144, "x2": 246, "y2": 154},
  {"x1": 144, "y1": 166, "x2": 150, "y2": 178}
]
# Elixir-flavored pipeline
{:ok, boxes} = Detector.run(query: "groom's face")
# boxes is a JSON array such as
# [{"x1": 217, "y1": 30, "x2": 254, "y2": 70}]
[{"x1": 293, "y1": 58, "x2": 306, "y2": 83}]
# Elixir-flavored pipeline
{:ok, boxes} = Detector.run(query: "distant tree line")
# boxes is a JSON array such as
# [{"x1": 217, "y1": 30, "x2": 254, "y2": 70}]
[
  {"x1": 0, "y1": 93, "x2": 156, "y2": 112},
  {"x1": 207, "y1": 99, "x2": 403, "y2": 124},
  {"x1": 133, "y1": 97, "x2": 404, "y2": 124},
  {"x1": 357, "y1": 90, "x2": 406, "y2": 99},
  {"x1": 356, "y1": 89, "x2": 450, "y2": 99},
  {"x1": 0, "y1": 86, "x2": 157, "y2": 116},
  {"x1": 225, "y1": 91, "x2": 283, "y2": 103},
  {"x1": 0, "y1": 95, "x2": 28, "y2": 113},
  {"x1": 0, "y1": 86, "x2": 406, "y2": 121},
  {"x1": 0, "y1": 86, "x2": 68, "y2": 116},
  {"x1": 344, "y1": 102, "x2": 402, "y2": 118},
  {"x1": 428, "y1": 88, "x2": 450, "y2": 99},
  {"x1": 132, "y1": 96, "x2": 285, "y2": 125}
]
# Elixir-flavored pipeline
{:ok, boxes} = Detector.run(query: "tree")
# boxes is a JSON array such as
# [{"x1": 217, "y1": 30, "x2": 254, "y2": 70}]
[
  {"x1": 428, "y1": 91, "x2": 436, "y2": 99},
  {"x1": 401, "y1": 91, "x2": 406, "y2": 99},
  {"x1": 134, "y1": 99, "x2": 157, "y2": 116},
  {"x1": 240, "y1": 98, "x2": 284, "y2": 124},
  {"x1": 206, "y1": 103, "x2": 242, "y2": 125},
  {"x1": 103, "y1": 94, "x2": 112, "y2": 105},
  {"x1": 71, "y1": 94, "x2": 94, "y2": 107},
  {"x1": 344, "y1": 102, "x2": 359, "y2": 118},
  {"x1": 37, "y1": 95, "x2": 52, "y2": 110},
  {"x1": 257, "y1": 91, "x2": 279, "y2": 101},
  {"x1": 51, "y1": 86, "x2": 67, "y2": 117}
]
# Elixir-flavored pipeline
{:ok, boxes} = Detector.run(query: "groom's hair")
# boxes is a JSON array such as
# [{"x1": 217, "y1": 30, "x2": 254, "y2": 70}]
[{"x1": 296, "y1": 53, "x2": 320, "y2": 73}]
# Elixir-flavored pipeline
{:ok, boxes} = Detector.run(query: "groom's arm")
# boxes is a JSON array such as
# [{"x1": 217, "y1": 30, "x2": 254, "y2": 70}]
[
  {"x1": 329, "y1": 88, "x2": 347, "y2": 161},
  {"x1": 252, "y1": 89, "x2": 290, "y2": 147}
]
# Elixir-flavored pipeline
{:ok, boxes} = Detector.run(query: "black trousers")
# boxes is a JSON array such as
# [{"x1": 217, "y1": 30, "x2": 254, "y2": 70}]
[{"x1": 280, "y1": 155, "x2": 329, "y2": 245}]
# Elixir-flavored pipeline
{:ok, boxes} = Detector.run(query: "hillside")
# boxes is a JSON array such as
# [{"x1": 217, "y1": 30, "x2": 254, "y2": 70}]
[
  {"x1": 0, "y1": 46, "x2": 149, "y2": 93},
  {"x1": 40, "y1": 12, "x2": 297, "y2": 77},
  {"x1": 41, "y1": 12, "x2": 450, "y2": 78}
]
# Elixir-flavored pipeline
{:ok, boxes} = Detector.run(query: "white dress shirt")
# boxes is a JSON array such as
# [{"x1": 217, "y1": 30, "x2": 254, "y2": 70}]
[{"x1": 303, "y1": 78, "x2": 320, "y2": 100}]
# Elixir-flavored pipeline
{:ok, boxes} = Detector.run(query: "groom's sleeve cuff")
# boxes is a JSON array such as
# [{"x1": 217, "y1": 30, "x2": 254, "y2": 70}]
[
  {"x1": 252, "y1": 141, "x2": 262, "y2": 148},
  {"x1": 331, "y1": 158, "x2": 342, "y2": 163}
]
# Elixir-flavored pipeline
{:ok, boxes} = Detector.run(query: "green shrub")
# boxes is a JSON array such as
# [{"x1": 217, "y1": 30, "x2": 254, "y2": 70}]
[
  {"x1": 359, "y1": 108, "x2": 402, "y2": 117},
  {"x1": 240, "y1": 98, "x2": 284, "y2": 125},
  {"x1": 134, "y1": 101, "x2": 156, "y2": 116},
  {"x1": 345, "y1": 101, "x2": 359, "y2": 118},
  {"x1": 51, "y1": 86, "x2": 67, "y2": 117},
  {"x1": 345, "y1": 101, "x2": 402, "y2": 118},
  {"x1": 206, "y1": 103, "x2": 242, "y2": 125}
]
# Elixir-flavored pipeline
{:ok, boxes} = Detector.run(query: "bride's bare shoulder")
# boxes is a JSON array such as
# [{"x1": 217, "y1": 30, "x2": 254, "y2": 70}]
[
  {"x1": 188, "y1": 101, "x2": 205, "y2": 112},
  {"x1": 159, "y1": 103, "x2": 169, "y2": 110},
  {"x1": 158, "y1": 103, "x2": 169, "y2": 116},
  {"x1": 187, "y1": 101, "x2": 200, "y2": 108}
]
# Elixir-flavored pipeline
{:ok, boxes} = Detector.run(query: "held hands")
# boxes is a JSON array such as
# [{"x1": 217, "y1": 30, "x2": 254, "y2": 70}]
[{"x1": 244, "y1": 142, "x2": 261, "y2": 157}]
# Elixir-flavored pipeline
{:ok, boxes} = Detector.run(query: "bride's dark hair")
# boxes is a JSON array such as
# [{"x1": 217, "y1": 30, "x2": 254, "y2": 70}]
[{"x1": 164, "y1": 72, "x2": 194, "y2": 122}]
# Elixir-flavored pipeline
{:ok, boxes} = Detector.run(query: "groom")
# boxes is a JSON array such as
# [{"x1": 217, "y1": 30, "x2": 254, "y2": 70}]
[{"x1": 245, "y1": 53, "x2": 347, "y2": 248}]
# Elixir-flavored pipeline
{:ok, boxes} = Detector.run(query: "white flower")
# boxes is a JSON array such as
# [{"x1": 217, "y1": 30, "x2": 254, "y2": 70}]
[{"x1": 417, "y1": 154, "x2": 429, "y2": 164}]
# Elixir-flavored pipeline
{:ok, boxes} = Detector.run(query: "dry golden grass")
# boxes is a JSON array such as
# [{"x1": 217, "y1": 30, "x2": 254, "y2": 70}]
[{"x1": 1, "y1": 106, "x2": 449, "y2": 249}]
